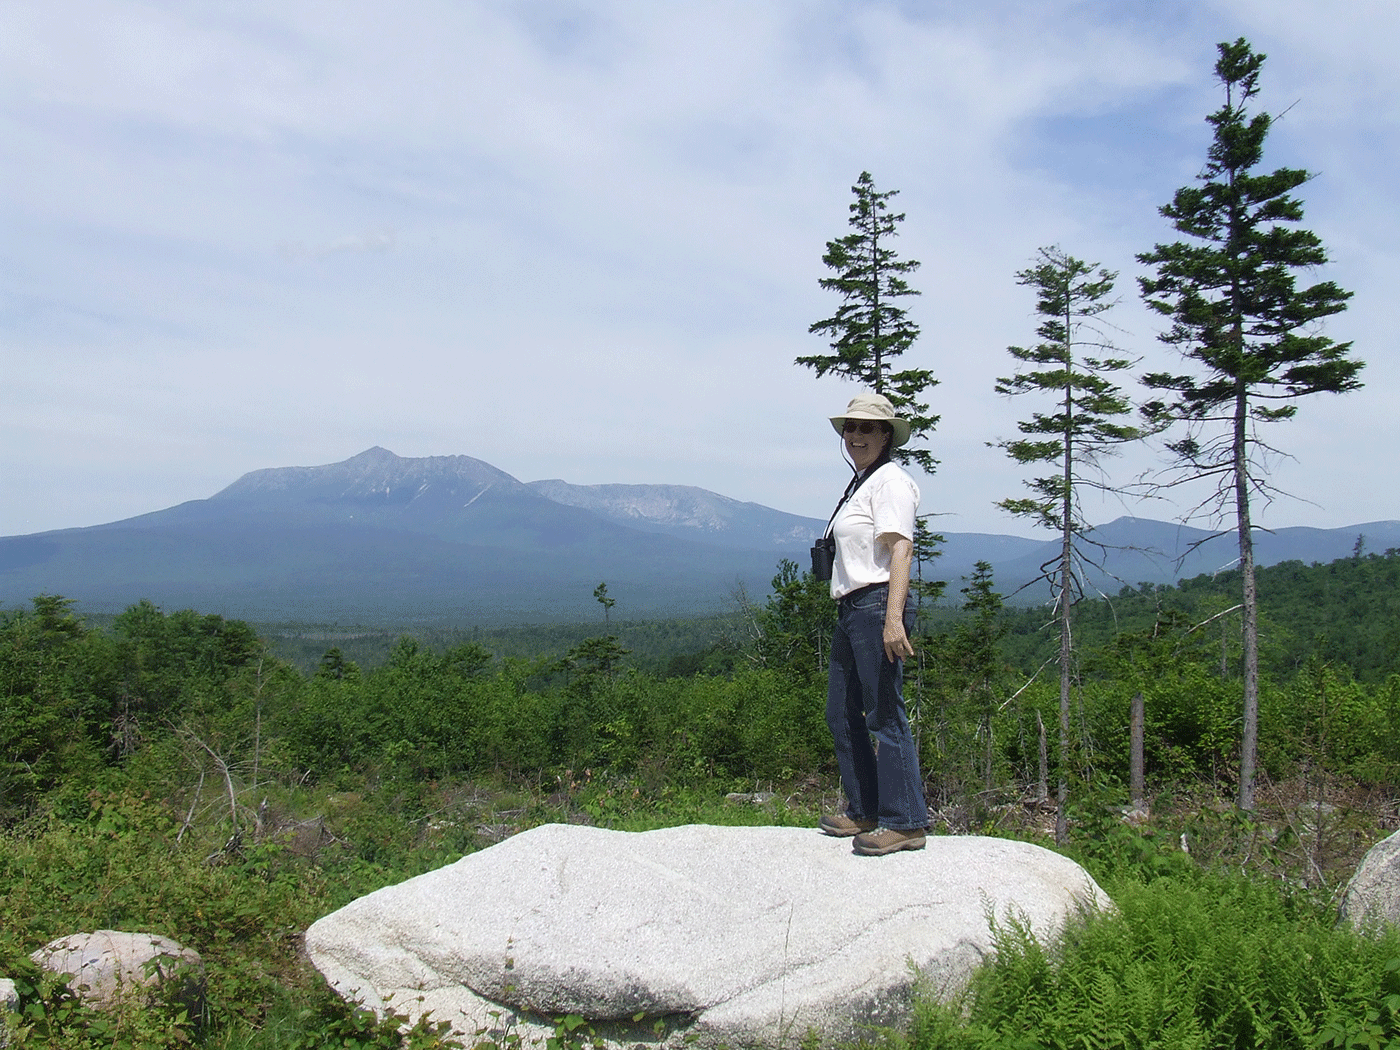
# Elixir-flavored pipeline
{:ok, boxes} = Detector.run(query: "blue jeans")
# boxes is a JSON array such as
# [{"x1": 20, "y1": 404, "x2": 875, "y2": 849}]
[{"x1": 826, "y1": 584, "x2": 926, "y2": 831}]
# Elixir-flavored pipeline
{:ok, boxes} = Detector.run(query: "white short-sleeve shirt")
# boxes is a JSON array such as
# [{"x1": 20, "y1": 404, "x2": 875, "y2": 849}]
[{"x1": 830, "y1": 461, "x2": 920, "y2": 599}]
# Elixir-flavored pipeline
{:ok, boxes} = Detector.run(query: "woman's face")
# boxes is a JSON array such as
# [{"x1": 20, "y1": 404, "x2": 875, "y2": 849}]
[{"x1": 843, "y1": 419, "x2": 889, "y2": 472}]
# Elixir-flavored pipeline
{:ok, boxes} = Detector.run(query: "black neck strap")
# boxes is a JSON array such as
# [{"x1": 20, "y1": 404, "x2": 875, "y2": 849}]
[{"x1": 822, "y1": 454, "x2": 891, "y2": 538}]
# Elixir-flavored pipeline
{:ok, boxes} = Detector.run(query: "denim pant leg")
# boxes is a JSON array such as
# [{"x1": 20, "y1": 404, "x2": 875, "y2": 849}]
[
  {"x1": 826, "y1": 588, "x2": 926, "y2": 831},
  {"x1": 826, "y1": 614, "x2": 879, "y2": 821}
]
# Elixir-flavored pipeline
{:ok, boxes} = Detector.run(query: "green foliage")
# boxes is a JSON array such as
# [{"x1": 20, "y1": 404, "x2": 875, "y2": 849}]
[
  {"x1": 8, "y1": 584, "x2": 1400, "y2": 1048},
  {"x1": 800, "y1": 170, "x2": 939, "y2": 472},
  {"x1": 282, "y1": 996, "x2": 464, "y2": 1049},
  {"x1": 1, "y1": 597, "x2": 277, "y2": 822},
  {"x1": 279, "y1": 615, "x2": 832, "y2": 792},
  {"x1": 549, "y1": 634, "x2": 632, "y2": 771},
  {"x1": 261, "y1": 614, "x2": 744, "y2": 679},
  {"x1": 110, "y1": 600, "x2": 264, "y2": 725},
  {"x1": 745, "y1": 559, "x2": 837, "y2": 689},
  {"x1": 917, "y1": 563, "x2": 1018, "y2": 817},
  {"x1": 910, "y1": 872, "x2": 1400, "y2": 1050},
  {"x1": 286, "y1": 640, "x2": 545, "y2": 782},
  {"x1": 1246, "y1": 554, "x2": 1400, "y2": 682},
  {"x1": 1000, "y1": 550, "x2": 1400, "y2": 685},
  {"x1": 3, "y1": 959, "x2": 202, "y2": 1050},
  {"x1": 1080, "y1": 610, "x2": 1242, "y2": 786},
  {"x1": 0, "y1": 793, "x2": 340, "y2": 1046},
  {"x1": 0, "y1": 598, "x2": 109, "y2": 816},
  {"x1": 1060, "y1": 788, "x2": 1197, "y2": 884},
  {"x1": 935, "y1": 564, "x2": 1008, "y2": 701},
  {"x1": 910, "y1": 517, "x2": 947, "y2": 609},
  {"x1": 3, "y1": 961, "x2": 464, "y2": 1050}
]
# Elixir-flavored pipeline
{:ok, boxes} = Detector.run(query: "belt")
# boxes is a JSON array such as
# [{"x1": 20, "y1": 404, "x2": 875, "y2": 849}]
[{"x1": 839, "y1": 582, "x2": 888, "y2": 607}]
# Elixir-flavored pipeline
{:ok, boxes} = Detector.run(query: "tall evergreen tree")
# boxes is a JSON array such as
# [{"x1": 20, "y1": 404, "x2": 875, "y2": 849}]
[
  {"x1": 801, "y1": 171, "x2": 939, "y2": 472},
  {"x1": 1137, "y1": 38, "x2": 1362, "y2": 810},
  {"x1": 995, "y1": 246, "x2": 1141, "y2": 843}
]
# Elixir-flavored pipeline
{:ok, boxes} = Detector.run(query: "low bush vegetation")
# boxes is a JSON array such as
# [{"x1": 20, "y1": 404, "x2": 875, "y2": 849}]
[{"x1": 2, "y1": 553, "x2": 1398, "y2": 1047}]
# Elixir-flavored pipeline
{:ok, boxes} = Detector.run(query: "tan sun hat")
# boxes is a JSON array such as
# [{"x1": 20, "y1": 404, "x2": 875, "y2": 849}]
[{"x1": 829, "y1": 391, "x2": 911, "y2": 448}]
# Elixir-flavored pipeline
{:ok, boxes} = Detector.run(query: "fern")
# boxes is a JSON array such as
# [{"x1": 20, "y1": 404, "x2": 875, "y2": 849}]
[{"x1": 911, "y1": 874, "x2": 1400, "y2": 1050}]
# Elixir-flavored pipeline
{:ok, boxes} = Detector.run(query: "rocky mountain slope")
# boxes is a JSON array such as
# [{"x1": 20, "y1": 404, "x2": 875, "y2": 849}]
[{"x1": 526, "y1": 479, "x2": 823, "y2": 550}]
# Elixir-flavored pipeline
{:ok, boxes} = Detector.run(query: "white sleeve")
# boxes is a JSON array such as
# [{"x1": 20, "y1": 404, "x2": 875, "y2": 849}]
[{"x1": 870, "y1": 468, "x2": 918, "y2": 542}]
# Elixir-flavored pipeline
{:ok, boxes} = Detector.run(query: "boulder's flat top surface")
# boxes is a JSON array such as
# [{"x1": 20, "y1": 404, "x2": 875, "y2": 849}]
[{"x1": 307, "y1": 823, "x2": 1110, "y2": 1049}]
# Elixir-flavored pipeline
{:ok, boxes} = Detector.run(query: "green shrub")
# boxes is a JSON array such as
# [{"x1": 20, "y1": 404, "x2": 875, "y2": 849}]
[{"x1": 908, "y1": 871, "x2": 1400, "y2": 1050}]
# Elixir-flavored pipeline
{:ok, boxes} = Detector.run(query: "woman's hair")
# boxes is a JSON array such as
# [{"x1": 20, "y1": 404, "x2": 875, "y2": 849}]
[{"x1": 868, "y1": 423, "x2": 895, "y2": 473}]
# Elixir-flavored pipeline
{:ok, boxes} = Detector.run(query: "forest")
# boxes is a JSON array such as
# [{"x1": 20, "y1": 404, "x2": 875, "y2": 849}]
[{"x1": 2, "y1": 545, "x2": 1400, "y2": 1048}]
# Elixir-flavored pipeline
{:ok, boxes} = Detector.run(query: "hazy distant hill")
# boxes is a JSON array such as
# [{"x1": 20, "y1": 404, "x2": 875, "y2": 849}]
[
  {"x1": 998, "y1": 517, "x2": 1400, "y2": 599},
  {"x1": 527, "y1": 479, "x2": 821, "y2": 550},
  {"x1": 0, "y1": 447, "x2": 1395, "y2": 624}
]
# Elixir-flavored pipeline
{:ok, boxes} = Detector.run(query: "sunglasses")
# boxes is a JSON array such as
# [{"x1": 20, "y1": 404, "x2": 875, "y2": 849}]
[{"x1": 842, "y1": 420, "x2": 883, "y2": 435}]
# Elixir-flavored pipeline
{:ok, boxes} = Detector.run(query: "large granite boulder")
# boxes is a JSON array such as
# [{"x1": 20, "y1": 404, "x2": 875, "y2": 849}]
[
  {"x1": 307, "y1": 823, "x2": 1110, "y2": 1048},
  {"x1": 1340, "y1": 828, "x2": 1400, "y2": 929},
  {"x1": 30, "y1": 931, "x2": 204, "y2": 1012}
]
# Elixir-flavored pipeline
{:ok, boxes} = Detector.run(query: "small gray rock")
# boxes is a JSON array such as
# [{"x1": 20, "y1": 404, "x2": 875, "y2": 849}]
[
  {"x1": 307, "y1": 823, "x2": 1110, "y2": 1048},
  {"x1": 30, "y1": 931, "x2": 204, "y2": 1012}
]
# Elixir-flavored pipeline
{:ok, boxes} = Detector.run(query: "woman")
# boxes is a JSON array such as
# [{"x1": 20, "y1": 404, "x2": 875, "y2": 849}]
[{"x1": 818, "y1": 392, "x2": 927, "y2": 855}]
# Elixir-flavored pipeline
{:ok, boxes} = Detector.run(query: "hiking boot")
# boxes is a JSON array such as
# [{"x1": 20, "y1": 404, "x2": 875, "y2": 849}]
[
  {"x1": 852, "y1": 827, "x2": 927, "y2": 856},
  {"x1": 819, "y1": 813, "x2": 877, "y2": 837}
]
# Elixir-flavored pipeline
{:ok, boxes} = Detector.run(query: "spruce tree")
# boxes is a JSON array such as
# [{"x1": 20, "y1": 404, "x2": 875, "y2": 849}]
[
  {"x1": 801, "y1": 171, "x2": 939, "y2": 472},
  {"x1": 995, "y1": 246, "x2": 1141, "y2": 843},
  {"x1": 1137, "y1": 38, "x2": 1362, "y2": 810}
]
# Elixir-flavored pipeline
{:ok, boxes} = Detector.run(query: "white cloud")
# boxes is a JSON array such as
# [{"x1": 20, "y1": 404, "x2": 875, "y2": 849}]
[{"x1": 1, "y1": 0, "x2": 1393, "y2": 542}]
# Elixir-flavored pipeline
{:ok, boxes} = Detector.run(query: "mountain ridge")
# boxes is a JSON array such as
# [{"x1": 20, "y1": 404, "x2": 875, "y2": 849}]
[
  {"x1": 1, "y1": 447, "x2": 1395, "y2": 624},
  {"x1": 213, "y1": 446, "x2": 521, "y2": 503},
  {"x1": 526, "y1": 478, "x2": 824, "y2": 550}
]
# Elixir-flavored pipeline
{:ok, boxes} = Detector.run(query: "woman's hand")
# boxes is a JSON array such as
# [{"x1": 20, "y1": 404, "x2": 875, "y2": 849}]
[{"x1": 883, "y1": 619, "x2": 914, "y2": 662}]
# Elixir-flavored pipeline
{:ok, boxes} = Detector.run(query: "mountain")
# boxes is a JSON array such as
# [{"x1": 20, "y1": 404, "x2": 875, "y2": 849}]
[
  {"x1": 0, "y1": 449, "x2": 811, "y2": 624},
  {"x1": 526, "y1": 479, "x2": 823, "y2": 550},
  {"x1": 0, "y1": 447, "x2": 1395, "y2": 624}
]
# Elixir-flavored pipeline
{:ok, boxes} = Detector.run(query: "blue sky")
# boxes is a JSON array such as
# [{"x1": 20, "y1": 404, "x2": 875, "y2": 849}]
[{"x1": 3, "y1": 0, "x2": 1396, "y2": 540}]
